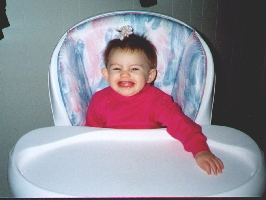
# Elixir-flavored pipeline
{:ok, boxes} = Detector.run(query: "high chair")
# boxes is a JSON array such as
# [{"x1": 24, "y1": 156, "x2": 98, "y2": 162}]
[{"x1": 8, "y1": 11, "x2": 265, "y2": 197}]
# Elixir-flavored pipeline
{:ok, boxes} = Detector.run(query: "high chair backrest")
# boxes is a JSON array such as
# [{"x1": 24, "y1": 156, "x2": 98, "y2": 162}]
[{"x1": 49, "y1": 11, "x2": 215, "y2": 126}]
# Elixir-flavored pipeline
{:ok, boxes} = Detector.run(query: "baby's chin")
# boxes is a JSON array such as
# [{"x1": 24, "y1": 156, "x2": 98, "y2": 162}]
[
  {"x1": 117, "y1": 90, "x2": 138, "y2": 97},
  {"x1": 116, "y1": 88, "x2": 142, "y2": 97}
]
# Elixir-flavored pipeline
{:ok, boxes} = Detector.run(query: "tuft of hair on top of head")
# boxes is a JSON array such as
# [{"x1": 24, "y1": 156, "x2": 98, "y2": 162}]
[{"x1": 103, "y1": 34, "x2": 157, "y2": 69}]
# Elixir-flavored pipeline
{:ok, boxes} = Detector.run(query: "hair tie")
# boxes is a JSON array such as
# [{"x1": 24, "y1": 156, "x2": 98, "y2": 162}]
[{"x1": 115, "y1": 25, "x2": 134, "y2": 40}]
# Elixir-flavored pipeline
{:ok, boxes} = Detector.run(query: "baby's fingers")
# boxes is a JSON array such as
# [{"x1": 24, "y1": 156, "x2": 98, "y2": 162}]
[
  {"x1": 210, "y1": 157, "x2": 224, "y2": 175},
  {"x1": 198, "y1": 161, "x2": 212, "y2": 175},
  {"x1": 195, "y1": 151, "x2": 224, "y2": 175},
  {"x1": 198, "y1": 159, "x2": 224, "y2": 175}
]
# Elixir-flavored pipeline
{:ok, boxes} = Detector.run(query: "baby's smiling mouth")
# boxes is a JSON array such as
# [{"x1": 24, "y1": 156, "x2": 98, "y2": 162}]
[{"x1": 118, "y1": 81, "x2": 134, "y2": 88}]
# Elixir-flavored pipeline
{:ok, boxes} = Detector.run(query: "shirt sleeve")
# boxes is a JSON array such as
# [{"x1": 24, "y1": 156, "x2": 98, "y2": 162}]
[
  {"x1": 154, "y1": 94, "x2": 210, "y2": 157},
  {"x1": 84, "y1": 94, "x2": 105, "y2": 127}
]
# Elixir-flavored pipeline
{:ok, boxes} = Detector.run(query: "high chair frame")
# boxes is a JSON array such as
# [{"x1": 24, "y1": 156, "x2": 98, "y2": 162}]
[{"x1": 48, "y1": 11, "x2": 215, "y2": 126}]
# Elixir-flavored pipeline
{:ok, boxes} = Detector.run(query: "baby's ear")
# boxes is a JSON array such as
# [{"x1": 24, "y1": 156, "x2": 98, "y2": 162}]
[
  {"x1": 101, "y1": 68, "x2": 109, "y2": 82},
  {"x1": 147, "y1": 69, "x2": 157, "y2": 83}
]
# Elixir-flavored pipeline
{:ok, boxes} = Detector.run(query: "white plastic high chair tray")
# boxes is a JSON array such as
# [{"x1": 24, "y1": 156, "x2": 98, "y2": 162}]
[{"x1": 14, "y1": 125, "x2": 262, "y2": 197}]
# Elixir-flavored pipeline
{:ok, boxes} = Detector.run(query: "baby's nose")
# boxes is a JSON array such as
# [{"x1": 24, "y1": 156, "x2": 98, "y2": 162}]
[{"x1": 120, "y1": 70, "x2": 130, "y2": 77}]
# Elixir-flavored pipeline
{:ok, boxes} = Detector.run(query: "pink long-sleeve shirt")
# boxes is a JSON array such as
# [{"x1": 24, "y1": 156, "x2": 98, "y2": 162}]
[{"x1": 85, "y1": 84, "x2": 210, "y2": 157}]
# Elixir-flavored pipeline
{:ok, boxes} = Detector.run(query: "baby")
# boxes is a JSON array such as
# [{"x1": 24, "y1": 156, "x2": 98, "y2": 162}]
[{"x1": 85, "y1": 28, "x2": 224, "y2": 175}]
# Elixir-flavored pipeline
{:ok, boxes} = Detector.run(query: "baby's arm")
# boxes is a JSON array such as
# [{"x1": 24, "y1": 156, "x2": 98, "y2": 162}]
[
  {"x1": 85, "y1": 93, "x2": 105, "y2": 127},
  {"x1": 195, "y1": 151, "x2": 224, "y2": 175}
]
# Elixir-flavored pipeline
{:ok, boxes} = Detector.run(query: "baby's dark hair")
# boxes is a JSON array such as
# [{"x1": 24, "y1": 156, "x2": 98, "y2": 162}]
[{"x1": 103, "y1": 34, "x2": 157, "y2": 69}]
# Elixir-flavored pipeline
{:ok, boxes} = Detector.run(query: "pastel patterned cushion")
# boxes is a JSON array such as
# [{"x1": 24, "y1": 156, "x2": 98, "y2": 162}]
[{"x1": 58, "y1": 12, "x2": 206, "y2": 126}]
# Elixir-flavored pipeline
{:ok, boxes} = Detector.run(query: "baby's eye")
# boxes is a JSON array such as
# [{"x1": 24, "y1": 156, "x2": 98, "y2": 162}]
[
  {"x1": 131, "y1": 68, "x2": 139, "y2": 71},
  {"x1": 112, "y1": 67, "x2": 121, "y2": 71}
]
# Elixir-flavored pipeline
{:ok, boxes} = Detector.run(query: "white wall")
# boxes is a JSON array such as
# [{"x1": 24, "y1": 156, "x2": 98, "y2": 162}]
[{"x1": 0, "y1": 0, "x2": 219, "y2": 197}]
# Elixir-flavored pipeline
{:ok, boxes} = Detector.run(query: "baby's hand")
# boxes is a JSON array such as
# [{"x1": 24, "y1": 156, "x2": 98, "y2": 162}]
[{"x1": 195, "y1": 151, "x2": 224, "y2": 175}]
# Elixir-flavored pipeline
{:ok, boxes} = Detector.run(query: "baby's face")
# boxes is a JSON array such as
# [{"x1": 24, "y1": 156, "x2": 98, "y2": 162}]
[{"x1": 102, "y1": 49, "x2": 156, "y2": 96}]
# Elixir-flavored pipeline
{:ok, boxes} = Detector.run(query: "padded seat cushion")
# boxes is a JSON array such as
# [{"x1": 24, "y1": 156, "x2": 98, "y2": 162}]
[{"x1": 58, "y1": 12, "x2": 206, "y2": 126}]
